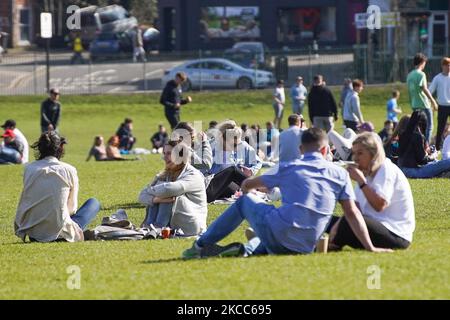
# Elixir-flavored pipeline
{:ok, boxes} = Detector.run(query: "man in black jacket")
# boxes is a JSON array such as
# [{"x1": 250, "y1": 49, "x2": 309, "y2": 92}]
[
  {"x1": 160, "y1": 72, "x2": 192, "y2": 129},
  {"x1": 40, "y1": 88, "x2": 61, "y2": 133},
  {"x1": 307, "y1": 75, "x2": 338, "y2": 132}
]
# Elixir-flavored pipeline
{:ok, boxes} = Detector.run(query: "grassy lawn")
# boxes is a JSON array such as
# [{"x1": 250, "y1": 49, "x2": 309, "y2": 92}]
[{"x1": 0, "y1": 87, "x2": 449, "y2": 299}]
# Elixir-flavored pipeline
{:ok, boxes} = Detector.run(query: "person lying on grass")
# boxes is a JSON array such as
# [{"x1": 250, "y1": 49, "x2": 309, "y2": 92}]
[
  {"x1": 327, "y1": 132, "x2": 415, "y2": 251},
  {"x1": 138, "y1": 140, "x2": 207, "y2": 237},
  {"x1": 15, "y1": 131, "x2": 100, "y2": 242},
  {"x1": 182, "y1": 128, "x2": 392, "y2": 259}
]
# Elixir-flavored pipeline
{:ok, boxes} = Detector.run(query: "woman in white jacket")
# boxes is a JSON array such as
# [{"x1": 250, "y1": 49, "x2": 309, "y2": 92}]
[{"x1": 138, "y1": 140, "x2": 207, "y2": 236}]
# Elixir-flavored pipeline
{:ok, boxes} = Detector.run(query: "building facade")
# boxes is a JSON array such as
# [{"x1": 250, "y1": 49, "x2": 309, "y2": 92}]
[
  {"x1": 158, "y1": 0, "x2": 450, "y2": 52},
  {"x1": 0, "y1": 0, "x2": 36, "y2": 48},
  {"x1": 158, "y1": 0, "x2": 370, "y2": 51}
]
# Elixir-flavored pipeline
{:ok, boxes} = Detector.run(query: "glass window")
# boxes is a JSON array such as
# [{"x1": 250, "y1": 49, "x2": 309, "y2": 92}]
[
  {"x1": 200, "y1": 6, "x2": 260, "y2": 42},
  {"x1": 277, "y1": 7, "x2": 337, "y2": 43},
  {"x1": 19, "y1": 8, "x2": 30, "y2": 43},
  {"x1": 187, "y1": 62, "x2": 203, "y2": 69}
]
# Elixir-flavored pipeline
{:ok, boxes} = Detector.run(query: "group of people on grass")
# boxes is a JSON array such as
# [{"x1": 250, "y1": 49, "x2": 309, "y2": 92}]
[{"x1": 8, "y1": 52, "x2": 450, "y2": 261}]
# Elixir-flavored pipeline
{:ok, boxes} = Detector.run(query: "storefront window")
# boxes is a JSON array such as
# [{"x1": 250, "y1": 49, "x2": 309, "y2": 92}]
[
  {"x1": 277, "y1": 7, "x2": 337, "y2": 43},
  {"x1": 200, "y1": 7, "x2": 260, "y2": 42}
]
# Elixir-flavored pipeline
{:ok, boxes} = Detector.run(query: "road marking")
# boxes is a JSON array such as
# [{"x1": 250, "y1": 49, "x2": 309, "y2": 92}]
[
  {"x1": 107, "y1": 86, "x2": 123, "y2": 93},
  {"x1": 145, "y1": 68, "x2": 162, "y2": 78}
]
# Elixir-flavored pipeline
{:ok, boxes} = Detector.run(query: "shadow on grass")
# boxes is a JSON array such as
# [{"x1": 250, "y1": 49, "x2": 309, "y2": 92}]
[
  {"x1": 101, "y1": 202, "x2": 145, "y2": 211},
  {"x1": 141, "y1": 257, "x2": 186, "y2": 264}
]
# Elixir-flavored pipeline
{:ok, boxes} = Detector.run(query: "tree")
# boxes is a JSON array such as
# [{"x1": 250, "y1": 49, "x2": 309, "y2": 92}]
[{"x1": 129, "y1": 0, "x2": 158, "y2": 26}]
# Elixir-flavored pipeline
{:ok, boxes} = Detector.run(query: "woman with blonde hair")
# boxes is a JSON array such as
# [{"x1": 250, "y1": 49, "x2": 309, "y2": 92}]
[
  {"x1": 206, "y1": 120, "x2": 262, "y2": 202},
  {"x1": 327, "y1": 132, "x2": 415, "y2": 250},
  {"x1": 138, "y1": 140, "x2": 207, "y2": 236}
]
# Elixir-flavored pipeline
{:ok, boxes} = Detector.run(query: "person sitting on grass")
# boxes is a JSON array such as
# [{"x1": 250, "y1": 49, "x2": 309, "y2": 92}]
[
  {"x1": 14, "y1": 131, "x2": 100, "y2": 242},
  {"x1": 378, "y1": 120, "x2": 394, "y2": 143},
  {"x1": 327, "y1": 132, "x2": 415, "y2": 251},
  {"x1": 86, "y1": 135, "x2": 107, "y2": 161},
  {"x1": 173, "y1": 121, "x2": 212, "y2": 175},
  {"x1": 384, "y1": 115, "x2": 410, "y2": 164},
  {"x1": 106, "y1": 135, "x2": 139, "y2": 161},
  {"x1": 442, "y1": 123, "x2": 450, "y2": 160},
  {"x1": 328, "y1": 121, "x2": 374, "y2": 161},
  {"x1": 206, "y1": 120, "x2": 262, "y2": 203},
  {"x1": 182, "y1": 128, "x2": 392, "y2": 259},
  {"x1": 138, "y1": 140, "x2": 207, "y2": 236},
  {"x1": 116, "y1": 118, "x2": 136, "y2": 152},
  {"x1": 397, "y1": 110, "x2": 450, "y2": 178},
  {"x1": 150, "y1": 124, "x2": 169, "y2": 154},
  {"x1": 0, "y1": 129, "x2": 24, "y2": 164}
]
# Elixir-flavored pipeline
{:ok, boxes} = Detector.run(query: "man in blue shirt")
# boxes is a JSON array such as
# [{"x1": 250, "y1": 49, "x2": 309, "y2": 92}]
[
  {"x1": 290, "y1": 76, "x2": 308, "y2": 115},
  {"x1": 279, "y1": 114, "x2": 305, "y2": 162},
  {"x1": 182, "y1": 128, "x2": 392, "y2": 259}
]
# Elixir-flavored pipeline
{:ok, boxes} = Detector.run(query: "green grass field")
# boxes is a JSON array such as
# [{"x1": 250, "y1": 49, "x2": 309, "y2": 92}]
[{"x1": 0, "y1": 87, "x2": 449, "y2": 299}]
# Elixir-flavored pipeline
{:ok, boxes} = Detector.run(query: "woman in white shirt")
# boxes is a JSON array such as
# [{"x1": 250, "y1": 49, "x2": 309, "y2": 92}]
[
  {"x1": 15, "y1": 132, "x2": 100, "y2": 242},
  {"x1": 328, "y1": 132, "x2": 415, "y2": 250},
  {"x1": 273, "y1": 80, "x2": 286, "y2": 129}
]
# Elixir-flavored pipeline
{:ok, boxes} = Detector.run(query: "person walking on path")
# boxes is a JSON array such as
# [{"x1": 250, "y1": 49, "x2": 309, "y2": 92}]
[
  {"x1": 406, "y1": 53, "x2": 438, "y2": 144},
  {"x1": 40, "y1": 88, "x2": 61, "y2": 133},
  {"x1": 160, "y1": 72, "x2": 192, "y2": 130}
]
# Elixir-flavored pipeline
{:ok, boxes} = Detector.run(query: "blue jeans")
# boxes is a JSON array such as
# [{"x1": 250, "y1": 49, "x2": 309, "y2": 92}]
[
  {"x1": 71, "y1": 198, "x2": 101, "y2": 230},
  {"x1": 401, "y1": 158, "x2": 450, "y2": 178},
  {"x1": 423, "y1": 108, "x2": 433, "y2": 144},
  {"x1": 143, "y1": 203, "x2": 173, "y2": 228},
  {"x1": 292, "y1": 102, "x2": 305, "y2": 115},
  {"x1": 0, "y1": 147, "x2": 21, "y2": 164},
  {"x1": 197, "y1": 194, "x2": 292, "y2": 256}
]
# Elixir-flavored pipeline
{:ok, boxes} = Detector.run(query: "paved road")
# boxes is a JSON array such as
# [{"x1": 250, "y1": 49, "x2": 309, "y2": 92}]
[
  {"x1": 0, "y1": 54, "x2": 183, "y2": 95},
  {"x1": 0, "y1": 51, "x2": 354, "y2": 95}
]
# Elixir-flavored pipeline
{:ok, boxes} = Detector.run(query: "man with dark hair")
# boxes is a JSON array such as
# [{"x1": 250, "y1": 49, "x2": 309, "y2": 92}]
[
  {"x1": 116, "y1": 118, "x2": 136, "y2": 151},
  {"x1": 343, "y1": 79, "x2": 365, "y2": 131},
  {"x1": 160, "y1": 72, "x2": 192, "y2": 129},
  {"x1": 14, "y1": 132, "x2": 100, "y2": 242},
  {"x1": 40, "y1": 88, "x2": 61, "y2": 133},
  {"x1": 182, "y1": 128, "x2": 392, "y2": 259},
  {"x1": 406, "y1": 53, "x2": 438, "y2": 143},
  {"x1": 278, "y1": 114, "x2": 306, "y2": 162},
  {"x1": 307, "y1": 75, "x2": 338, "y2": 132}
]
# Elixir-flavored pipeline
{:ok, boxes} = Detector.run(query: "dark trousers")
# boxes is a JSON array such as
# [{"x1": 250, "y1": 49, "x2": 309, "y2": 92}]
[
  {"x1": 436, "y1": 105, "x2": 450, "y2": 150},
  {"x1": 327, "y1": 215, "x2": 410, "y2": 250},
  {"x1": 165, "y1": 109, "x2": 180, "y2": 130},
  {"x1": 206, "y1": 166, "x2": 248, "y2": 203},
  {"x1": 344, "y1": 120, "x2": 358, "y2": 131}
]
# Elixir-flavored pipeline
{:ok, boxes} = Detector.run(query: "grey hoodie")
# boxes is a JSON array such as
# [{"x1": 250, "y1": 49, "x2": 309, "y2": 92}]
[{"x1": 138, "y1": 164, "x2": 207, "y2": 236}]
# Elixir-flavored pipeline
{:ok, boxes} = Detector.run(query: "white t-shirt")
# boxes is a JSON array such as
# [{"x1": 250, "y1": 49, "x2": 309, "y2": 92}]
[
  {"x1": 354, "y1": 159, "x2": 415, "y2": 242},
  {"x1": 429, "y1": 73, "x2": 450, "y2": 106},
  {"x1": 442, "y1": 135, "x2": 450, "y2": 160},
  {"x1": 274, "y1": 87, "x2": 286, "y2": 104},
  {"x1": 13, "y1": 128, "x2": 29, "y2": 163}
]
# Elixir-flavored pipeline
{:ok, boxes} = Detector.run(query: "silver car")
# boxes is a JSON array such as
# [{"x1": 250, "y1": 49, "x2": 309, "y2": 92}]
[{"x1": 161, "y1": 58, "x2": 274, "y2": 90}]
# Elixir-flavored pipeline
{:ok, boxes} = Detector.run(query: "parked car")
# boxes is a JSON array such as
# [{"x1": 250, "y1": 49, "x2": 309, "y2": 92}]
[
  {"x1": 89, "y1": 27, "x2": 159, "y2": 61},
  {"x1": 89, "y1": 31, "x2": 132, "y2": 61},
  {"x1": 231, "y1": 42, "x2": 272, "y2": 70},
  {"x1": 223, "y1": 47, "x2": 258, "y2": 69},
  {"x1": 161, "y1": 58, "x2": 274, "y2": 91},
  {"x1": 77, "y1": 5, "x2": 137, "y2": 48}
]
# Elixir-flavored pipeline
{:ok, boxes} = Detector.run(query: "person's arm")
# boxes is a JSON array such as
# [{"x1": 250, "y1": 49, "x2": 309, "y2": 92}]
[
  {"x1": 67, "y1": 168, "x2": 79, "y2": 215},
  {"x1": 54, "y1": 104, "x2": 61, "y2": 128},
  {"x1": 308, "y1": 91, "x2": 314, "y2": 123},
  {"x1": 421, "y1": 76, "x2": 438, "y2": 110},
  {"x1": 40, "y1": 101, "x2": 51, "y2": 126},
  {"x1": 428, "y1": 76, "x2": 437, "y2": 96},
  {"x1": 340, "y1": 199, "x2": 393, "y2": 252},
  {"x1": 328, "y1": 88, "x2": 338, "y2": 120},
  {"x1": 347, "y1": 166, "x2": 388, "y2": 212},
  {"x1": 148, "y1": 172, "x2": 201, "y2": 198},
  {"x1": 241, "y1": 176, "x2": 266, "y2": 193},
  {"x1": 192, "y1": 135, "x2": 213, "y2": 171},
  {"x1": 353, "y1": 96, "x2": 364, "y2": 123},
  {"x1": 244, "y1": 145, "x2": 262, "y2": 176}
]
